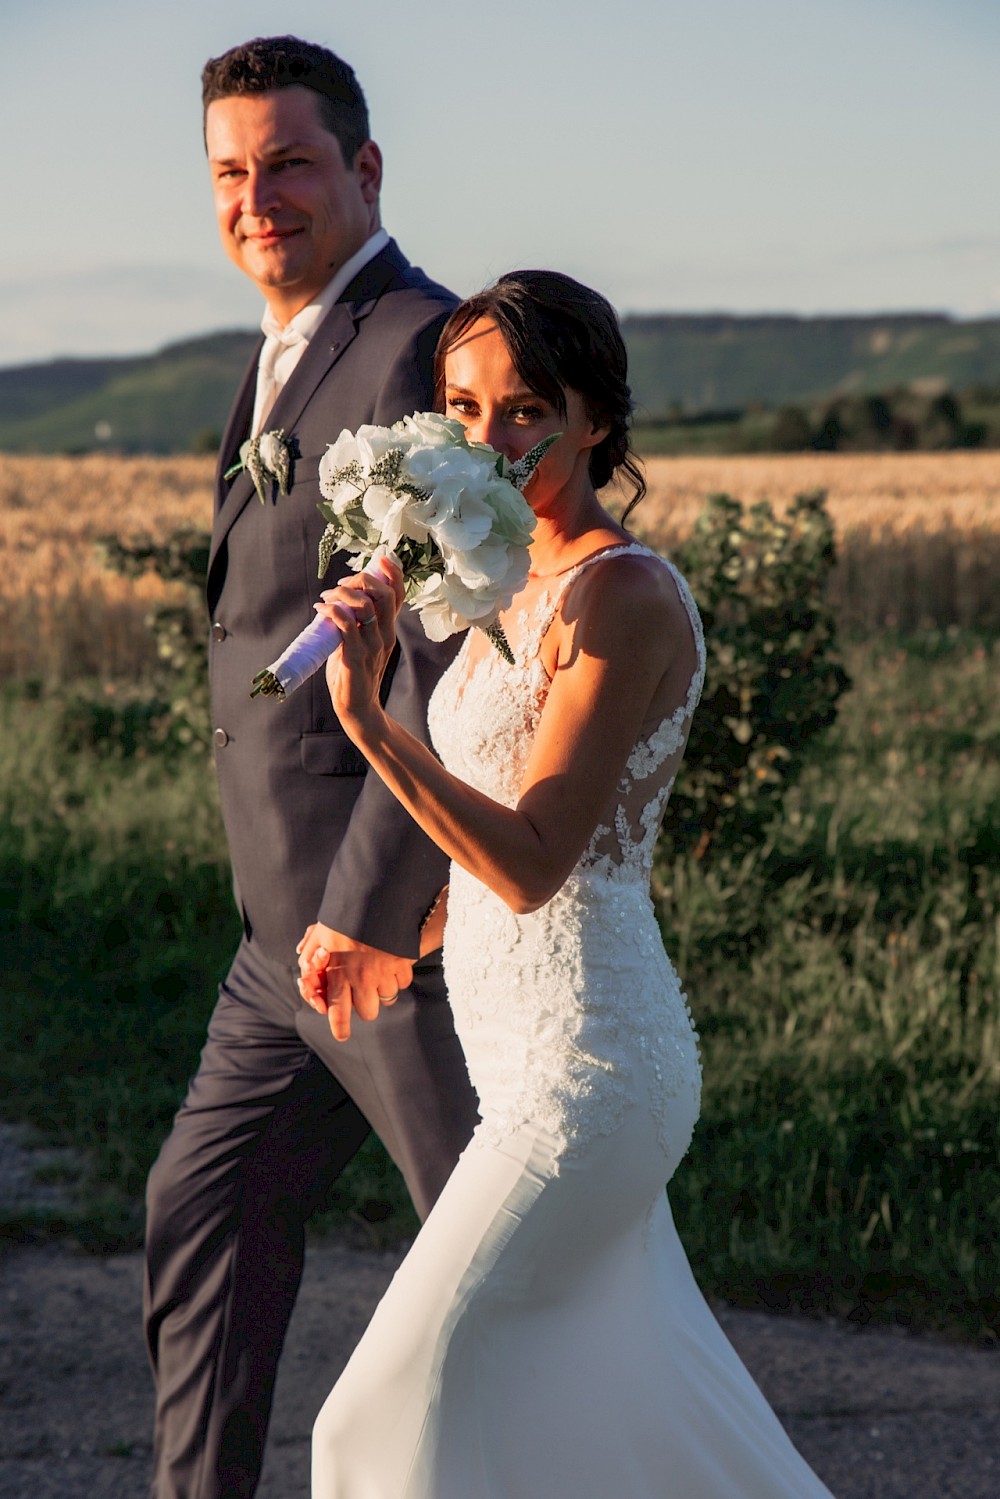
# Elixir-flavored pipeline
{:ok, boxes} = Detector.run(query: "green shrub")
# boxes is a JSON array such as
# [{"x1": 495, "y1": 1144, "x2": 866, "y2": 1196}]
[
  {"x1": 661, "y1": 490, "x2": 850, "y2": 865},
  {"x1": 56, "y1": 690, "x2": 170, "y2": 758},
  {"x1": 97, "y1": 528, "x2": 211, "y2": 749}
]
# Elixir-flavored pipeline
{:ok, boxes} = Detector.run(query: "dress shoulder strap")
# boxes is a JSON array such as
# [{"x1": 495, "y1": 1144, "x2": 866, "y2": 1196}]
[
  {"x1": 515, "y1": 543, "x2": 645, "y2": 664},
  {"x1": 551, "y1": 541, "x2": 655, "y2": 623},
  {"x1": 554, "y1": 540, "x2": 656, "y2": 594},
  {"x1": 532, "y1": 542, "x2": 674, "y2": 641},
  {"x1": 519, "y1": 544, "x2": 706, "y2": 710}
]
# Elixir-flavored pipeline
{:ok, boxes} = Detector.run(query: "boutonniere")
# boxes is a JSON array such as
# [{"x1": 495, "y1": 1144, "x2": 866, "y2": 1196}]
[{"x1": 224, "y1": 429, "x2": 299, "y2": 505}]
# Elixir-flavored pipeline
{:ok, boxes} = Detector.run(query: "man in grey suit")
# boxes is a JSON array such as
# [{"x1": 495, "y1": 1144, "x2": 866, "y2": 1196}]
[{"x1": 144, "y1": 36, "x2": 478, "y2": 1498}]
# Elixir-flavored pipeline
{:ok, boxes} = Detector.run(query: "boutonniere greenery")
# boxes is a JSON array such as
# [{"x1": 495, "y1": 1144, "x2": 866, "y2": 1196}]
[{"x1": 225, "y1": 429, "x2": 299, "y2": 505}]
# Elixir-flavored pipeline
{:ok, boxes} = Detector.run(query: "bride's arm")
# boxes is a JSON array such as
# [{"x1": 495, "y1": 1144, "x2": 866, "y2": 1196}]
[{"x1": 323, "y1": 557, "x2": 695, "y2": 914}]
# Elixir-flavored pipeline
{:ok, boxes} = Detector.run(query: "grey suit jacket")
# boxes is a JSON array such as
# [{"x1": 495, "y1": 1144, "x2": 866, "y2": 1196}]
[{"x1": 207, "y1": 240, "x2": 460, "y2": 961}]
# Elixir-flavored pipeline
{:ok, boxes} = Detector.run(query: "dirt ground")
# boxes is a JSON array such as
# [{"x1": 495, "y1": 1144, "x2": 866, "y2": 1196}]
[{"x1": 1, "y1": 1234, "x2": 998, "y2": 1499}]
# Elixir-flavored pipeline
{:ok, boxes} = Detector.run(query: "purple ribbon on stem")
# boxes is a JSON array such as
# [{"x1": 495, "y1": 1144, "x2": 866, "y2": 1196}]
[{"x1": 250, "y1": 551, "x2": 394, "y2": 701}]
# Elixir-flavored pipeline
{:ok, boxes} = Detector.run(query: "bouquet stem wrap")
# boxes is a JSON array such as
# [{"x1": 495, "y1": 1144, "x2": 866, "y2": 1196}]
[{"x1": 250, "y1": 553, "x2": 394, "y2": 701}]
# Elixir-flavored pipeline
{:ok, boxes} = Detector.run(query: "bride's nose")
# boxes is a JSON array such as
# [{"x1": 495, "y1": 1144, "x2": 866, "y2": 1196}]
[{"x1": 469, "y1": 412, "x2": 516, "y2": 460}]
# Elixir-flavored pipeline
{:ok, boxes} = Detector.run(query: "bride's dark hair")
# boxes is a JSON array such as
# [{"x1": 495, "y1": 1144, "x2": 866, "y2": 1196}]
[{"x1": 434, "y1": 270, "x2": 646, "y2": 523}]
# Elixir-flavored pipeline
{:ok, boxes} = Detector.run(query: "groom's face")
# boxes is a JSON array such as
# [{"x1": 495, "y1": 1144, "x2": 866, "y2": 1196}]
[{"x1": 206, "y1": 86, "x2": 382, "y2": 323}]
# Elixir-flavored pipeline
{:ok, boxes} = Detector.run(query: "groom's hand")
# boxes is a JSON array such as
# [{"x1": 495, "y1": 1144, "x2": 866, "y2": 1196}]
[{"x1": 296, "y1": 922, "x2": 414, "y2": 1042}]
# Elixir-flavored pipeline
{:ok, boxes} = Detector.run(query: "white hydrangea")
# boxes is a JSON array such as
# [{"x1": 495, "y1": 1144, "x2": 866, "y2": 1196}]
[{"x1": 251, "y1": 413, "x2": 555, "y2": 697}]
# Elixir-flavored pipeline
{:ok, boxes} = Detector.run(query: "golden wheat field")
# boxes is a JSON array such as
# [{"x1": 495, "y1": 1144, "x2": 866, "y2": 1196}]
[
  {"x1": 1, "y1": 456, "x2": 215, "y2": 680},
  {"x1": 633, "y1": 452, "x2": 1000, "y2": 633},
  {"x1": 1, "y1": 450, "x2": 998, "y2": 681}
]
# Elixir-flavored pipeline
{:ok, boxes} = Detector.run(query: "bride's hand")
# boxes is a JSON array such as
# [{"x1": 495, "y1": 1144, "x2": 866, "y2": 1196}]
[{"x1": 317, "y1": 558, "x2": 404, "y2": 730}]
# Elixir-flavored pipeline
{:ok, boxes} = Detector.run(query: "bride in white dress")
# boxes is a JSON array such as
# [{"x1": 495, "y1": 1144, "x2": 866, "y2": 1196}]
[{"x1": 306, "y1": 270, "x2": 834, "y2": 1497}]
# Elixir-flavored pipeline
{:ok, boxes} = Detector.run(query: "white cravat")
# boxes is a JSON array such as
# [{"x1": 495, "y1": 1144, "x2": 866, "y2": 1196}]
[
  {"x1": 250, "y1": 228, "x2": 390, "y2": 436},
  {"x1": 251, "y1": 321, "x2": 306, "y2": 435}
]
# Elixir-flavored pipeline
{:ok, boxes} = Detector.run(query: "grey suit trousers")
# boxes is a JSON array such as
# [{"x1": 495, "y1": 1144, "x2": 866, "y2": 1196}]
[{"x1": 144, "y1": 935, "x2": 477, "y2": 1499}]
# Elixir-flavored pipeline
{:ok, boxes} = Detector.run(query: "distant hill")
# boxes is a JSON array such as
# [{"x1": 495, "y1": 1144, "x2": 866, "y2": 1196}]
[
  {"x1": 1, "y1": 314, "x2": 999, "y2": 453},
  {"x1": 622, "y1": 312, "x2": 1000, "y2": 417},
  {"x1": 0, "y1": 332, "x2": 259, "y2": 454}
]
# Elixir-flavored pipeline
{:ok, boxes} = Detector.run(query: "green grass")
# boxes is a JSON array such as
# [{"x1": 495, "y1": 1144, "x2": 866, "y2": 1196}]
[
  {"x1": 0, "y1": 699, "x2": 234, "y2": 1247},
  {"x1": 660, "y1": 631, "x2": 1000, "y2": 1340},
  {"x1": 0, "y1": 635, "x2": 997, "y2": 1336},
  {"x1": 0, "y1": 685, "x2": 425, "y2": 1250}
]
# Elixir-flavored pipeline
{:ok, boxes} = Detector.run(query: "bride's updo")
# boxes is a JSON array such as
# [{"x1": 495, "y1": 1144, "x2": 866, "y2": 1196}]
[{"x1": 434, "y1": 270, "x2": 646, "y2": 521}]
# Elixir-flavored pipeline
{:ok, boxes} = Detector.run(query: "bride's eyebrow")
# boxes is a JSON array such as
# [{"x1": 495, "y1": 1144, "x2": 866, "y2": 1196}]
[{"x1": 445, "y1": 384, "x2": 542, "y2": 403}]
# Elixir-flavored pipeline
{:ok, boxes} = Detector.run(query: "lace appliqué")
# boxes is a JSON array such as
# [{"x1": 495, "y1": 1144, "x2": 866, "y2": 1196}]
[
  {"x1": 578, "y1": 552, "x2": 706, "y2": 886},
  {"x1": 443, "y1": 872, "x2": 702, "y2": 1168},
  {"x1": 429, "y1": 545, "x2": 706, "y2": 1166}
]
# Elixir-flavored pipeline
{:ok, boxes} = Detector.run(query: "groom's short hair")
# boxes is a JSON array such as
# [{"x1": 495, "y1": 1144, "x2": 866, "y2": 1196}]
[{"x1": 201, "y1": 36, "x2": 370, "y2": 163}]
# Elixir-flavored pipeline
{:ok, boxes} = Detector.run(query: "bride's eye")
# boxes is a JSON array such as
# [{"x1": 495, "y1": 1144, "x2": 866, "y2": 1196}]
[
  {"x1": 510, "y1": 404, "x2": 545, "y2": 424},
  {"x1": 446, "y1": 396, "x2": 477, "y2": 418}
]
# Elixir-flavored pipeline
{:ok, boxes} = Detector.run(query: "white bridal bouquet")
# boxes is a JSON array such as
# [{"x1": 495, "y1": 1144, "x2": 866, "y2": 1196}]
[{"x1": 250, "y1": 412, "x2": 555, "y2": 700}]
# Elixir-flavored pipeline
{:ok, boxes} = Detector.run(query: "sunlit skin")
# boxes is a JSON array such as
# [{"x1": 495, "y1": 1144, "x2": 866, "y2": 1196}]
[
  {"x1": 443, "y1": 319, "x2": 622, "y2": 579},
  {"x1": 206, "y1": 87, "x2": 382, "y2": 324},
  {"x1": 302, "y1": 321, "x2": 700, "y2": 1041}
]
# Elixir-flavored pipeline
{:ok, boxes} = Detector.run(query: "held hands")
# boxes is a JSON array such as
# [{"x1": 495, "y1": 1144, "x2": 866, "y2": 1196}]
[
  {"x1": 303, "y1": 560, "x2": 411, "y2": 1041},
  {"x1": 297, "y1": 922, "x2": 414, "y2": 1042},
  {"x1": 317, "y1": 557, "x2": 405, "y2": 734},
  {"x1": 296, "y1": 887, "x2": 447, "y2": 1041}
]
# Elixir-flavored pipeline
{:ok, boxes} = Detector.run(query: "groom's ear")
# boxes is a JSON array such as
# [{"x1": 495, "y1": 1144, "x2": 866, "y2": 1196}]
[{"x1": 352, "y1": 141, "x2": 383, "y2": 204}]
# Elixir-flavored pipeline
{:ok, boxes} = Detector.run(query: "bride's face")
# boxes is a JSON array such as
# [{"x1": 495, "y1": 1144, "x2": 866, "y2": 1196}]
[{"x1": 443, "y1": 319, "x2": 605, "y2": 508}]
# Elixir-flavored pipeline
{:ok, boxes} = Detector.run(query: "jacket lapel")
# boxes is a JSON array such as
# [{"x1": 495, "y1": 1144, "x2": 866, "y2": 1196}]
[
  {"x1": 207, "y1": 304, "x2": 358, "y2": 584},
  {"x1": 207, "y1": 243, "x2": 412, "y2": 587},
  {"x1": 253, "y1": 242, "x2": 409, "y2": 441},
  {"x1": 259, "y1": 301, "x2": 360, "y2": 449},
  {"x1": 214, "y1": 341, "x2": 261, "y2": 512}
]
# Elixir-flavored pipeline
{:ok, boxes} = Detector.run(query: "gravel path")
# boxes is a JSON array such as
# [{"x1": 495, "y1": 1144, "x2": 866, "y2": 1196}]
[{"x1": 1, "y1": 1238, "x2": 997, "y2": 1498}]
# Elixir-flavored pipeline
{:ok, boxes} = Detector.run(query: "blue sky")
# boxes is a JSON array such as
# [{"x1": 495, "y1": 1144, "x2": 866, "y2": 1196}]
[{"x1": 3, "y1": 0, "x2": 998, "y2": 367}]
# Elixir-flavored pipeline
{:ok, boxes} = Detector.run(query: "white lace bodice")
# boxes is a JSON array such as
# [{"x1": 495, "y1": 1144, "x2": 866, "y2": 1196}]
[
  {"x1": 429, "y1": 544, "x2": 706, "y2": 884},
  {"x1": 428, "y1": 544, "x2": 706, "y2": 1162}
]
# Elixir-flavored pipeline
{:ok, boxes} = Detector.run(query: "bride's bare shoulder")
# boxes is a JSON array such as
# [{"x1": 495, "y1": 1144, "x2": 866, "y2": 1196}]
[
  {"x1": 554, "y1": 548, "x2": 692, "y2": 670},
  {"x1": 566, "y1": 547, "x2": 685, "y2": 625}
]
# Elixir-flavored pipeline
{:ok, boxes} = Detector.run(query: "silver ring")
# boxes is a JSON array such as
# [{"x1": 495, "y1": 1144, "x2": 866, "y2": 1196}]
[{"x1": 358, "y1": 614, "x2": 377, "y2": 628}]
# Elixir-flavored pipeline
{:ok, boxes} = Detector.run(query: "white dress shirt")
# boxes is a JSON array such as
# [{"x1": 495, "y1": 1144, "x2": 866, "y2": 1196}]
[{"x1": 251, "y1": 228, "x2": 390, "y2": 436}]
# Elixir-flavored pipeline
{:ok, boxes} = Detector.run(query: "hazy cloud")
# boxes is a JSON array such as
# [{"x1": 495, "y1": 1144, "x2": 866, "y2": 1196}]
[
  {"x1": 0, "y1": 264, "x2": 259, "y2": 369},
  {"x1": 2, "y1": 231, "x2": 996, "y2": 375}
]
